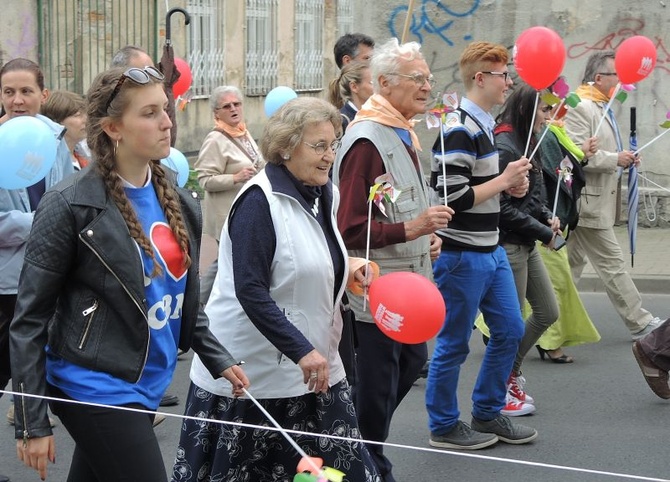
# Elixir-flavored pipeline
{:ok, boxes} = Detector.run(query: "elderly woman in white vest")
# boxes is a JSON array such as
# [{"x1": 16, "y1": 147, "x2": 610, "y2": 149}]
[
  {"x1": 195, "y1": 85, "x2": 265, "y2": 303},
  {"x1": 173, "y1": 97, "x2": 381, "y2": 482}
]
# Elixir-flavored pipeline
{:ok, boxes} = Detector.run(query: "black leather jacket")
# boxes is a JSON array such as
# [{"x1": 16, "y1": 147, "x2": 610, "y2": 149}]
[
  {"x1": 10, "y1": 167, "x2": 235, "y2": 440},
  {"x1": 496, "y1": 130, "x2": 554, "y2": 247}
]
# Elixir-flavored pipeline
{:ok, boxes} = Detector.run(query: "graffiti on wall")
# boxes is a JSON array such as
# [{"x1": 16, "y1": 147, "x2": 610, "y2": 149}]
[
  {"x1": 387, "y1": 0, "x2": 480, "y2": 46},
  {"x1": 567, "y1": 18, "x2": 670, "y2": 75}
]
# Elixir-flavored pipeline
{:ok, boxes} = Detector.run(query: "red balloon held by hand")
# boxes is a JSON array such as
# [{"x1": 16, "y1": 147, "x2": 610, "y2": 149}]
[
  {"x1": 514, "y1": 27, "x2": 566, "y2": 90},
  {"x1": 615, "y1": 36, "x2": 657, "y2": 84},
  {"x1": 368, "y1": 272, "x2": 445, "y2": 344},
  {"x1": 173, "y1": 57, "x2": 193, "y2": 98}
]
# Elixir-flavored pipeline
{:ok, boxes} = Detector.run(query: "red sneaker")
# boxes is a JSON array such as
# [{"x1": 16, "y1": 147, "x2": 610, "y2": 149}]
[
  {"x1": 501, "y1": 395, "x2": 536, "y2": 417},
  {"x1": 508, "y1": 373, "x2": 535, "y2": 404}
]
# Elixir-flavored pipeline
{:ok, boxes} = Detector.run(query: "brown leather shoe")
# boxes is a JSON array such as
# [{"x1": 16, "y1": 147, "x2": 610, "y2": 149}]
[{"x1": 632, "y1": 341, "x2": 670, "y2": 399}]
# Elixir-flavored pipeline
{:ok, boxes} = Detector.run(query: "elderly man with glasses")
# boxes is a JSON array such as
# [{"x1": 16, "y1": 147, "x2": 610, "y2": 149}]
[{"x1": 333, "y1": 38, "x2": 453, "y2": 482}]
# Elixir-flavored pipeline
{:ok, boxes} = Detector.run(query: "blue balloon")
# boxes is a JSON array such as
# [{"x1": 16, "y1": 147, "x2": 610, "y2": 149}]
[
  {"x1": 0, "y1": 116, "x2": 59, "y2": 190},
  {"x1": 160, "y1": 147, "x2": 190, "y2": 187},
  {"x1": 264, "y1": 86, "x2": 297, "y2": 117}
]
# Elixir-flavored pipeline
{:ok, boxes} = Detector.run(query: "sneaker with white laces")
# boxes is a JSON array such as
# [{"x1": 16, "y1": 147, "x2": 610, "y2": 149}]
[
  {"x1": 507, "y1": 373, "x2": 534, "y2": 404},
  {"x1": 429, "y1": 420, "x2": 499, "y2": 450},
  {"x1": 501, "y1": 394, "x2": 536, "y2": 417},
  {"x1": 632, "y1": 317, "x2": 664, "y2": 341},
  {"x1": 471, "y1": 414, "x2": 538, "y2": 445}
]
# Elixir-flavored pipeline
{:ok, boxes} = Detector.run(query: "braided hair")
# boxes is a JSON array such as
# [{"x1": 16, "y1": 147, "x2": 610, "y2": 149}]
[{"x1": 86, "y1": 67, "x2": 191, "y2": 277}]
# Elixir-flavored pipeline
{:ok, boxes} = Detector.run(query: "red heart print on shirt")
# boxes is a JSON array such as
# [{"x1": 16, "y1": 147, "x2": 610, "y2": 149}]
[{"x1": 151, "y1": 222, "x2": 187, "y2": 281}]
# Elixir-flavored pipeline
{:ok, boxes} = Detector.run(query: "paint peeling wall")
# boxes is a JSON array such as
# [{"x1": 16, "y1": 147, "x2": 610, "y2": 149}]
[{"x1": 0, "y1": 1, "x2": 38, "y2": 64}]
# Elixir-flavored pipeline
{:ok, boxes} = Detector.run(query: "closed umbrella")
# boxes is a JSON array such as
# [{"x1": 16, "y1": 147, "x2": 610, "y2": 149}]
[
  {"x1": 628, "y1": 106, "x2": 639, "y2": 267},
  {"x1": 159, "y1": 7, "x2": 191, "y2": 147}
]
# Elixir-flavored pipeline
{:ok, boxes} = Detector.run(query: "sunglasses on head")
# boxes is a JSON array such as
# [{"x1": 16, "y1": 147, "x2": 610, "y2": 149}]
[{"x1": 105, "y1": 66, "x2": 165, "y2": 112}]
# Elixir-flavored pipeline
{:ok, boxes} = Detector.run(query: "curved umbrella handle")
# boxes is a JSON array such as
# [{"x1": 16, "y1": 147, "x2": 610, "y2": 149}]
[{"x1": 165, "y1": 7, "x2": 191, "y2": 44}]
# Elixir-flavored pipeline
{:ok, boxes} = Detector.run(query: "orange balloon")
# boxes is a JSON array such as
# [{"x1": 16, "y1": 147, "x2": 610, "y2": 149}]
[
  {"x1": 368, "y1": 272, "x2": 445, "y2": 344},
  {"x1": 348, "y1": 261, "x2": 380, "y2": 296}
]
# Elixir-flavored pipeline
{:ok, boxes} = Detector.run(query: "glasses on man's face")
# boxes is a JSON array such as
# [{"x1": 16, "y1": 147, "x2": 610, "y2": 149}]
[
  {"x1": 216, "y1": 101, "x2": 242, "y2": 111},
  {"x1": 393, "y1": 72, "x2": 437, "y2": 89},
  {"x1": 474, "y1": 71, "x2": 510, "y2": 82},
  {"x1": 303, "y1": 139, "x2": 341, "y2": 156},
  {"x1": 598, "y1": 72, "x2": 618, "y2": 77},
  {"x1": 105, "y1": 66, "x2": 164, "y2": 112}
]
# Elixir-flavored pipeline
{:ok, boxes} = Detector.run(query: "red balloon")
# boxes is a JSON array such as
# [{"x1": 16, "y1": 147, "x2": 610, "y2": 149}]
[
  {"x1": 514, "y1": 27, "x2": 566, "y2": 90},
  {"x1": 615, "y1": 36, "x2": 657, "y2": 84},
  {"x1": 173, "y1": 57, "x2": 193, "y2": 98},
  {"x1": 368, "y1": 272, "x2": 445, "y2": 344}
]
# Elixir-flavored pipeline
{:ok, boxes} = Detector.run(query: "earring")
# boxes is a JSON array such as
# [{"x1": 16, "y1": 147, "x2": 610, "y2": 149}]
[
  {"x1": 282, "y1": 153, "x2": 290, "y2": 160},
  {"x1": 114, "y1": 139, "x2": 119, "y2": 157}
]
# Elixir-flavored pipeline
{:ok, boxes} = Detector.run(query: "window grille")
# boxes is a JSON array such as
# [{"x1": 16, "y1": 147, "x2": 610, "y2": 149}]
[
  {"x1": 294, "y1": 0, "x2": 323, "y2": 91},
  {"x1": 337, "y1": 0, "x2": 354, "y2": 36},
  {"x1": 186, "y1": 0, "x2": 226, "y2": 98},
  {"x1": 245, "y1": 0, "x2": 278, "y2": 96},
  {"x1": 37, "y1": 0, "x2": 158, "y2": 93}
]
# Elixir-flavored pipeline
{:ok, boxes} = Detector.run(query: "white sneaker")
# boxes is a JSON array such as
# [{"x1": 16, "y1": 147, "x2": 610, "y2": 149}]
[{"x1": 631, "y1": 317, "x2": 664, "y2": 341}]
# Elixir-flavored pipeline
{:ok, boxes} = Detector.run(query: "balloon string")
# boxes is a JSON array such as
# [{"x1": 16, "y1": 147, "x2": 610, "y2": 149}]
[
  {"x1": 241, "y1": 387, "x2": 324, "y2": 476},
  {"x1": 551, "y1": 173, "x2": 562, "y2": 220},
  {"x1": 593, "y1": 82, "x2": 621, "y2": 138},
  {"x1": 2, "y1": 388, "x2": 669, "y2": 482},
  {"x1": 527, "y1": 98, "x2": 565, "y2": 164},
  {"x1": 523, "y1": 92, "x2": 539, "y2": 158},
  {"x1": 363, "y1": 200, "x2": 373, "y2": 311},
  {"x1": 633, "y1": 128, "x2": 670, "y2": 156},
  {"x1": 439, "y1": 117, "x2": 448, "y2": 207}
]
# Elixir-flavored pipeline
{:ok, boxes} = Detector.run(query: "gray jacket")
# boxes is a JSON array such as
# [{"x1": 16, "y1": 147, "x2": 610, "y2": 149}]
[{"x1": 0, "y1": 114, "x2": 74, "y2": 293}]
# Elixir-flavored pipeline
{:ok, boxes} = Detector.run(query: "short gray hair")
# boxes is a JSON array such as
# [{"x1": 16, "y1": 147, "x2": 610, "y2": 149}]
[
  {"x1": 210, "y1": 85, "x2": 243, "y2": 111},
  {"x1": 370, "y1": 38, "x2": 424, "y2": 92},
  {"x1": 110, "y1": 46, "x2": 147, "y2": 68},
  {"x1": 260, "y1": 97, "x2": 342, "y2": 165},
  {"x1": 582, "y1": 50, "x2": 615, "y2": 84}
]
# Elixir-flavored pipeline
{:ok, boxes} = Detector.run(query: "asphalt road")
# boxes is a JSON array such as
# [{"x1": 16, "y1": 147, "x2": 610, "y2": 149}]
[{"x1": 1, "y1": 292, "x2": 669, "y2": 482}]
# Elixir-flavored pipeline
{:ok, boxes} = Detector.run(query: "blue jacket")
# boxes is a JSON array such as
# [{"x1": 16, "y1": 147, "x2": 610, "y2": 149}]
[{"x1": 0, "y1": 114, "x2": 74, "y2": 293}]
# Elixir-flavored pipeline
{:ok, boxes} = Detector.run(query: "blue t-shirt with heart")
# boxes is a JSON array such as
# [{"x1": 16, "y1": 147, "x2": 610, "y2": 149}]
[{"x1": 47, "y1": 181, "x2": 187, "y2": 409}]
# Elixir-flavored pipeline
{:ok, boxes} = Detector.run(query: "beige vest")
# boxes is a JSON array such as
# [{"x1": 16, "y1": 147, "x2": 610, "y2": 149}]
[{"x1": 333, "y1": 120, "x2": 432, "y2": 323}]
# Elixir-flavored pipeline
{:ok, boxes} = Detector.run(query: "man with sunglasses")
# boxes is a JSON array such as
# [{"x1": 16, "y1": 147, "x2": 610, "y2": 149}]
[
  {"x1": 333, "y1": 38, "x2": 452, "y2": 482},
  {"x1": 565, "y1": 50, "x2": 663, "y2": 341},
  {"x1": 426, "y1": 41, "x2": 536, "y2": 451}
]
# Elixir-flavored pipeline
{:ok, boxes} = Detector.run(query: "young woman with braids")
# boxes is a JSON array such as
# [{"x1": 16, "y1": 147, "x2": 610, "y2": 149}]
[{"x1": 9, "y1": 66, "x2": 249, "y2": 482}]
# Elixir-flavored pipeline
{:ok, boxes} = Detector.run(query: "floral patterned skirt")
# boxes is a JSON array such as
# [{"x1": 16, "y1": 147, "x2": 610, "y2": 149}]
[{"x1": 171, "y1": 380, "x2": 381, "y2": 482}]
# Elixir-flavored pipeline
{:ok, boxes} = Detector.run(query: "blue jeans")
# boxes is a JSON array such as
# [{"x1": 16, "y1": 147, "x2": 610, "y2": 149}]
[{"x1": 426, "y1": 247, "x2": 524, "y2": 434}]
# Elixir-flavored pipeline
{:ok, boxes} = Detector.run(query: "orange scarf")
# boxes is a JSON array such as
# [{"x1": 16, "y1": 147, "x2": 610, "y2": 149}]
[
  {"x1": 575, "y1": 84, "x2": 610, "y2": 103},
  {"x1": 350, "y1": 94, "x2": 422, "y2": 151},
  {"x1": 214, "y1": 118, "x2": 248, "y2": 138}
]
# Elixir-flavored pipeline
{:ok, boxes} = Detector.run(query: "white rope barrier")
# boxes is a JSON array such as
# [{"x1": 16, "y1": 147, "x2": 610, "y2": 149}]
[{"x1": 1, "y1": 388, "x2": 668, "y2": 481}]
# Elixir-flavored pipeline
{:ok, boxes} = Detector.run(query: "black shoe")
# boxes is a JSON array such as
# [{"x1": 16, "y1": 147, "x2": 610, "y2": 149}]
[
  {"x1": 417, "y1": 360, "x2": 430, "y2": 380},
  {"x1": 159, "y1": 393, "x2": 180, "y2": 407},
  {"x1": 0, "y1": 474, "x2": 10, "y2": 482}
]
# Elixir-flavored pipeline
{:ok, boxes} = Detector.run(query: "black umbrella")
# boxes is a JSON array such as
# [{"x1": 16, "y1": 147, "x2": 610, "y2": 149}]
[
  {"x1": 628, "y1": 107, "x2": 639, "y2": 267},
  {"x1": 159, "y1": 7, "x2": 191, "y2": 147}
]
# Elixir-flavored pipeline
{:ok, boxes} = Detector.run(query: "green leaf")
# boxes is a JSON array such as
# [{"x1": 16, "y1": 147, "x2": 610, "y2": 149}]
[
  {"x1": 615, "y1": 90, "x2": 628, "y2": 104},
  {"x1": 659, "y1": 120, "x2": 670, "y2": 129}
]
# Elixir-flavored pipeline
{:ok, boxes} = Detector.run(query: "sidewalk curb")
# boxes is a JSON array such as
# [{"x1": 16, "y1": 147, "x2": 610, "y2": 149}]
[{"x1": 577, "y1": 274, "x2": 670, "y2": 295}]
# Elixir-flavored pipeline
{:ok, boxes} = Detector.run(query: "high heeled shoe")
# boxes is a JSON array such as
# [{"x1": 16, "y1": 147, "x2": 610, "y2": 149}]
[{"x1": 536, "y1": 346, "x2": 574, "y2": 364}]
